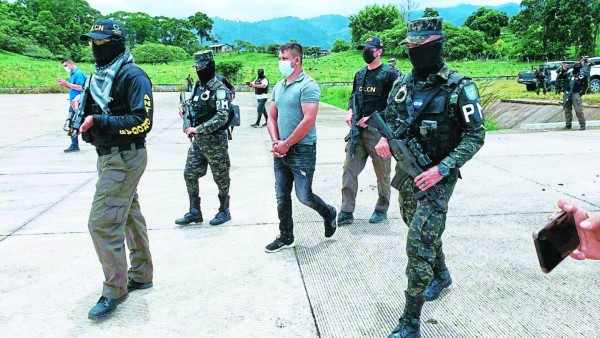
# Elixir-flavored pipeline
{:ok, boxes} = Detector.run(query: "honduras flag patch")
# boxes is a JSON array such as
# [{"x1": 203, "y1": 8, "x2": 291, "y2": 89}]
[{"x1": 413, "y1": 99, "x2": 423, "y2": 109}]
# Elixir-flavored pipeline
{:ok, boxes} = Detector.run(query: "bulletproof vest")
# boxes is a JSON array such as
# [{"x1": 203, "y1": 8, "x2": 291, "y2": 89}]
[
  {"x1": 395, "y1": 72, "x2": 465, "y2": 164},
  {"x1": 354, "y1": 64, "x2": 395, "y2": 117},
  {"x1": 254, "y1": 77, "x2": 268, "y2": 95},
  {"x1": 568, "y1": 73, "x2": 586, "y2": 93},
  {"x1": 190, "y1": 78, "x2": 230, "y2": 133}
]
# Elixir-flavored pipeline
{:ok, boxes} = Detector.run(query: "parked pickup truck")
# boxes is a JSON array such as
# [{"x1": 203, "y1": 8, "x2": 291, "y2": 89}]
[
  {"x1": 587, "y1": 57, "x2": 600, "y2": 94},
  {"x1": 517, "y1": 61, "x2": 575, "y2": 92}
]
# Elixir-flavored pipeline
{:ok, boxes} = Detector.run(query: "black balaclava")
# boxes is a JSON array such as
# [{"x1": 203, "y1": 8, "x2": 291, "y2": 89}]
[
  {"x1": 257, "y1": 69, "x2": 264, "y2": 79},
  {"x1": 92, "y1": 38, "x2": 126, "y2": 67},
  {"x1": 573, "y1": 64, "x2": 582, "y2": 74},
  {"x1": 197, "y1": 61, "x2": 216, "y2": 84},
  {"x1": 408, "y1": 38, "x2": 445, "y2": 78},
  {"x1": 362, "y1": 49, "x2": 376, "y2": 64}
]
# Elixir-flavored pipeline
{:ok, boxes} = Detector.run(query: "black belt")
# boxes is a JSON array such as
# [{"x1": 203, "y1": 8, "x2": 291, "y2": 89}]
[{"x1": 96, "y1": 140, "x2": 145, "y2": 156}]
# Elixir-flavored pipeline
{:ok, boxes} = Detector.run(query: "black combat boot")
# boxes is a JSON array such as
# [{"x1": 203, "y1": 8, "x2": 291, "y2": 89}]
[
  {"x1": 580, "y1": 123, "x2": 586, "y2": 130},
  {"x1": 175, "y1": 196, "x2": 202, "y2": 225},
  {"x1": 210, "y1": 195, "x2": 231, "y2": 225},
  {"x1": 424, "y1": 269, "x2": 452, "y2": 301},
  {"x1": 388, "y1": 292, "x2": 426, "y2": 338}
]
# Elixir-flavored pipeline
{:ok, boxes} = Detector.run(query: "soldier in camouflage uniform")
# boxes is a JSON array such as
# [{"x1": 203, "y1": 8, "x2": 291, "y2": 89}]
[
  {"x1": 176, "y1": 50, "x2": 232, "y2": 226},
  {"x1": 374, "y1": 17, "x2": 485, "y2": 338}
]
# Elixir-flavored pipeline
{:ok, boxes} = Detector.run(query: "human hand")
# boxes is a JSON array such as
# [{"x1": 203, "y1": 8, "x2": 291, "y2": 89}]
[
  {"x1": 57, "y1": 79, "x2": 68, "y2": 88},
  {"x1": 271, "y1": 140, "x2": 289, "y2": 157},
  {"x1": 185, "y1": 127, "x2": 197, "y2": 136},
  {"x1": 557, "y1": 199, "x2": 600, "y2": 260},
  {"x1": 357, "y1": 116, "x2": 370, "y2": 128},
  {"x1": 414, "y1": 166, "x2": 443, "y2": 192},
  {"x1": 178, "y1": 107, "x2": 184, "y2": 119},
  {"x1": 345, "y1": 110, "x2": 353, "y2": 127},
  {"x1": 374, "y1": 138, "x2": 391, "y2": 159},
  {"x1": 78, "y1": 115, "x2": 93, "y2": 134}
]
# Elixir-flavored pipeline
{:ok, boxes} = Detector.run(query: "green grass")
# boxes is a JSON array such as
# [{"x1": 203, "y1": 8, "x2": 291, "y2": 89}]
[{"x1": 2, "y1": 49, "x2": 598, "y2": 105}]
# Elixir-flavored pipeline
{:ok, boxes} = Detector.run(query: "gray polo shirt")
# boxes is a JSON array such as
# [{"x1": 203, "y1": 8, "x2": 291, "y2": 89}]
[{"x1": 271, "y1": 71, "x2": 320, "y2": 145}]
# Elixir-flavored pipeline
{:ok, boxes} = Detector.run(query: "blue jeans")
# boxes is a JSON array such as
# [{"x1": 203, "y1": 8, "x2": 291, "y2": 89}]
[{"x1": 274, "y1": 143, "x2": 331, "y2": 239}]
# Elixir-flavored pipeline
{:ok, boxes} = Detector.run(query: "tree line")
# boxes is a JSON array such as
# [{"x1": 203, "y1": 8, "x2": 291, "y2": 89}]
[
  {"x1": 1, "y1": 0, "x2": 599, "y2": 63},
  {"x1": 338, "y1": 1, "x2": 599, "y2": 61}
]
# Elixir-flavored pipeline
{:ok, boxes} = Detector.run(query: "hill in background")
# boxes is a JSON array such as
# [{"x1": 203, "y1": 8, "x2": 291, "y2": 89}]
[{"x1": 211, "y1": 3, "x2": 520, "y2": 49}]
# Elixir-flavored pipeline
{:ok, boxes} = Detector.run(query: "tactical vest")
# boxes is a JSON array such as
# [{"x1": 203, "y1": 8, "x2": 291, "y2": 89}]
[
  {"x1": 354, "y1": 64, "x2": 395, "y2": 117},
  {"x1": 254, "y1": 77, "x2": 268, "y2": 95},
  {"x1": 190, "y1": 79, "x2": 230, "y2": 133},
  {"x1": 394, "y1": 72, "x2": 466, "y2": 164}
]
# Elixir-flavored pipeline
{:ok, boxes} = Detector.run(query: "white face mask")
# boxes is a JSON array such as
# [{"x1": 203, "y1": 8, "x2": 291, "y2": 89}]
[
  {"x1": 64, "y1": 66, "x2": 71, "y2": 73},
  {"x1": 279, "y1": 59, "x2": 295, "y2": 77}
]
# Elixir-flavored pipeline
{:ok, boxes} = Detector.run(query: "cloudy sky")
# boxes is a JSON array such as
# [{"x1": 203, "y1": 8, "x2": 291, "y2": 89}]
[{"x1": 85, "y1": 0, "x2": 519, "y2": 21}]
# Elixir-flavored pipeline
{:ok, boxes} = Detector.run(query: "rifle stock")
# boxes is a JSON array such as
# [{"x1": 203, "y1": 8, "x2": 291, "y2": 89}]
[
  {"x1": 68, "y1": 74, "x2": 91, "y2": 137},
  {"x1": 368, "y1": 111, "x2": 448, "y2": 212}
]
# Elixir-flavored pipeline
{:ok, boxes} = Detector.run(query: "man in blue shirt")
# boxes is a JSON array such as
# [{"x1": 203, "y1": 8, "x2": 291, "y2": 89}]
[
  {"x1": 58, "y1": 58, "x2": 86, "y2": 152},
  {"x1": 265, "y1": 42, "x2": 337, "y2": 253}
]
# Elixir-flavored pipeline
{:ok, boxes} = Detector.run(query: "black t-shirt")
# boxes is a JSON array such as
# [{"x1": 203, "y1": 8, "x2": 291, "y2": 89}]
[{"x1": 349, "y1": 64, "x2": 398, "y2": 118}]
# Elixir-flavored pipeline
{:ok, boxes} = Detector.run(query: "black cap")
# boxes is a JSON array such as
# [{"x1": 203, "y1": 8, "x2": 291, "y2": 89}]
[
  {"x1": 357, "y1": 36, "x2": 383, "y2": 50},
  {"x1": 80, "y1": 19, "x2": 126, "y2": 41}
]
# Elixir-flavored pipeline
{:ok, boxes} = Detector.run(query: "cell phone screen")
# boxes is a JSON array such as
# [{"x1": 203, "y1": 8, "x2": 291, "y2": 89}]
[{"x1": 533, "y1": 210, "x2": 579, "y2": 273}]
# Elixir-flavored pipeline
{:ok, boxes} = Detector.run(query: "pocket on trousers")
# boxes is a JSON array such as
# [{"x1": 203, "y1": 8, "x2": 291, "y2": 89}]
[
  {"x1": 102, "y1": 196, "x2": 128, "y2": 224},
  {"x1": 106, "y1": 169, "x2": 126, "y2": 196}
]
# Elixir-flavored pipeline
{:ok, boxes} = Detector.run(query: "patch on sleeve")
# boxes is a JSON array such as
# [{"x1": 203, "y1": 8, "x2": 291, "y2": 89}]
[
  {"x1": 464, "y1": 83, "x2": 479, "y2": 101},
  {"x1": 216, "y1": 89, "x2": 226, "y2": 100}
]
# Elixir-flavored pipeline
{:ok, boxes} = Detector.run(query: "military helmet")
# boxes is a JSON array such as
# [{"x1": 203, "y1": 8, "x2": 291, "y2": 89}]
[
  {"x1": 194, "y1": 50, "x2": 214, "y2": 68},
  {"x1": 401, "y1": 16, "x2": 443, "y2": 45}
]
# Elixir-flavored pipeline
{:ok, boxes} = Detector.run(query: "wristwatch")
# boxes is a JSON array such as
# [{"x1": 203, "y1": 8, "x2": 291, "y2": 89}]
[{"x1": 437, "y1": 163, "x2": 450, "y2": 177}]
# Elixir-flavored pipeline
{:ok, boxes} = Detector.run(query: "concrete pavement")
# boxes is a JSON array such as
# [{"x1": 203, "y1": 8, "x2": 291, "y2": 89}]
[{"x1": 0, "y1": 92, "x2": 599, "y2": 337}]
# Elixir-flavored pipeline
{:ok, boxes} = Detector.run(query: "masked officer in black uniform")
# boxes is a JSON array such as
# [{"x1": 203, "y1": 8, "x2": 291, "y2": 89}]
[
  {"x1": 374, "y1": 17, "x2": 485, "y2": 337},
  {"x1": 534, "y1": 65, "x2": 547, "y2": 95},
  {"x1": 78, "y1": 19, "x2": 154, "y2": 320},
  {"x1": 176, "y1": 50, "x2": 232, "y2": 226},
  {"x1": 339, "y1": 36, "x2": 399, "y2": 225},
  {"x1": 563, "y1": 62, "x2": 588, "y2": 130}
]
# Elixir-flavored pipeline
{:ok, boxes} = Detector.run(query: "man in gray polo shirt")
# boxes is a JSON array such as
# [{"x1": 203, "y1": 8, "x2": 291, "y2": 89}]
[{"x1": 264, "y1": 42, "x2": 337, "y2": 253}]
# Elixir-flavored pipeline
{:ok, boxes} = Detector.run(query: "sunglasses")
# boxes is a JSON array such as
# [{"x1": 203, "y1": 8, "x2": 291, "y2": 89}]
[{"x1": 88, "y1": 39, "x2": 111, "y2": 46}]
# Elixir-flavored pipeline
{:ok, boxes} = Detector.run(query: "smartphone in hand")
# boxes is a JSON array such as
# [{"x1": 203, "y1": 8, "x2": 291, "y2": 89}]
[
  {"x1": 533, "y1": 210, "x2": 579, "y2": 273},
  {"x1": 246, "y1": 81, "x2": 251, "y2": 86}
]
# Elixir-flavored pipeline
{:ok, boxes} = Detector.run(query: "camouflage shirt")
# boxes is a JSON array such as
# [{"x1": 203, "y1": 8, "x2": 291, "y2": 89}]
[
  {"x1": 193, "y1": 77, "x2": 231, "y2": 134},
  {"x1": 383, "y1": 64, "x2": 485, "y2": 171}
]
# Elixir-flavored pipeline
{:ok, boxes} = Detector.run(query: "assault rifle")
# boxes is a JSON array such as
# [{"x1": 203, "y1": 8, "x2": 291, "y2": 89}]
[
  {"x1": 66, "y1": 74, "x2": 91, "y2": 137},
  {"x1": 180, "y1": 91, "x2": 195, "y2": 150},
  {"x1": 368, "y1": 111, "x2": 447, "y2": 212},
  {"x1": 344, "y1": 93, "x2": 360, "y2": 157}
]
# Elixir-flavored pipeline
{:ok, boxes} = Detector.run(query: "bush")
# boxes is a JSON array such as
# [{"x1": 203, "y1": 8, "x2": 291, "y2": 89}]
[
  {"x1": 22, "y1": 44, "x2": 55, "y2": 59},
  {"x1": 131, "y1": 43, "x2": 189, "y2": 64},
  {"x1": 217, "y1": 61, "x2": 243, "y2": 83}
]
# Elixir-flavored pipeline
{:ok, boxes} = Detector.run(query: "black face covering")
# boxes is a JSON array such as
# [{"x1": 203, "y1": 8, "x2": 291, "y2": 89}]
[
  {"x1": 257, "y1": 70, "x2": 264, "y2": 78},
  {"x1": 362, "y1": 49, "x2": 376, "y2": 64},
  {"x1": 92, "y1": 39, "x2": 126, "y2": 67},
  {"x1": 407, "y1": 38, "x2": 445, "y2": 76},
  {"x1": 197, "y1": 61, "x2": 215, "y2": 84}
]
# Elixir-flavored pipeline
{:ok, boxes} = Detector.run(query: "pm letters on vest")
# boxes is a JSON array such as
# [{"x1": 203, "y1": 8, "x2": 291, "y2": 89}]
[{"x1": 461, "y1": 103, "x2": 483, "y2": 123}]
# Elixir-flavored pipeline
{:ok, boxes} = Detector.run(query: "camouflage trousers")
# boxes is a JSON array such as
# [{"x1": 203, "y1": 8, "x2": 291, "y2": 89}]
[
  {"x1": 88, "y1": 147, "x2": 153, "y2": 299},
  {"x1": 184, "y1": 130, "x2": 230, "y2": 198},
  {"x1": 563, "y1": 93, "x2": 586, "y2": 126},
  {"x1": 397, "y1": 170, "x2": 458, "y2": 296},
  {"x1": 341, "y1": 128, "x2": 391, "y2": 213}
]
